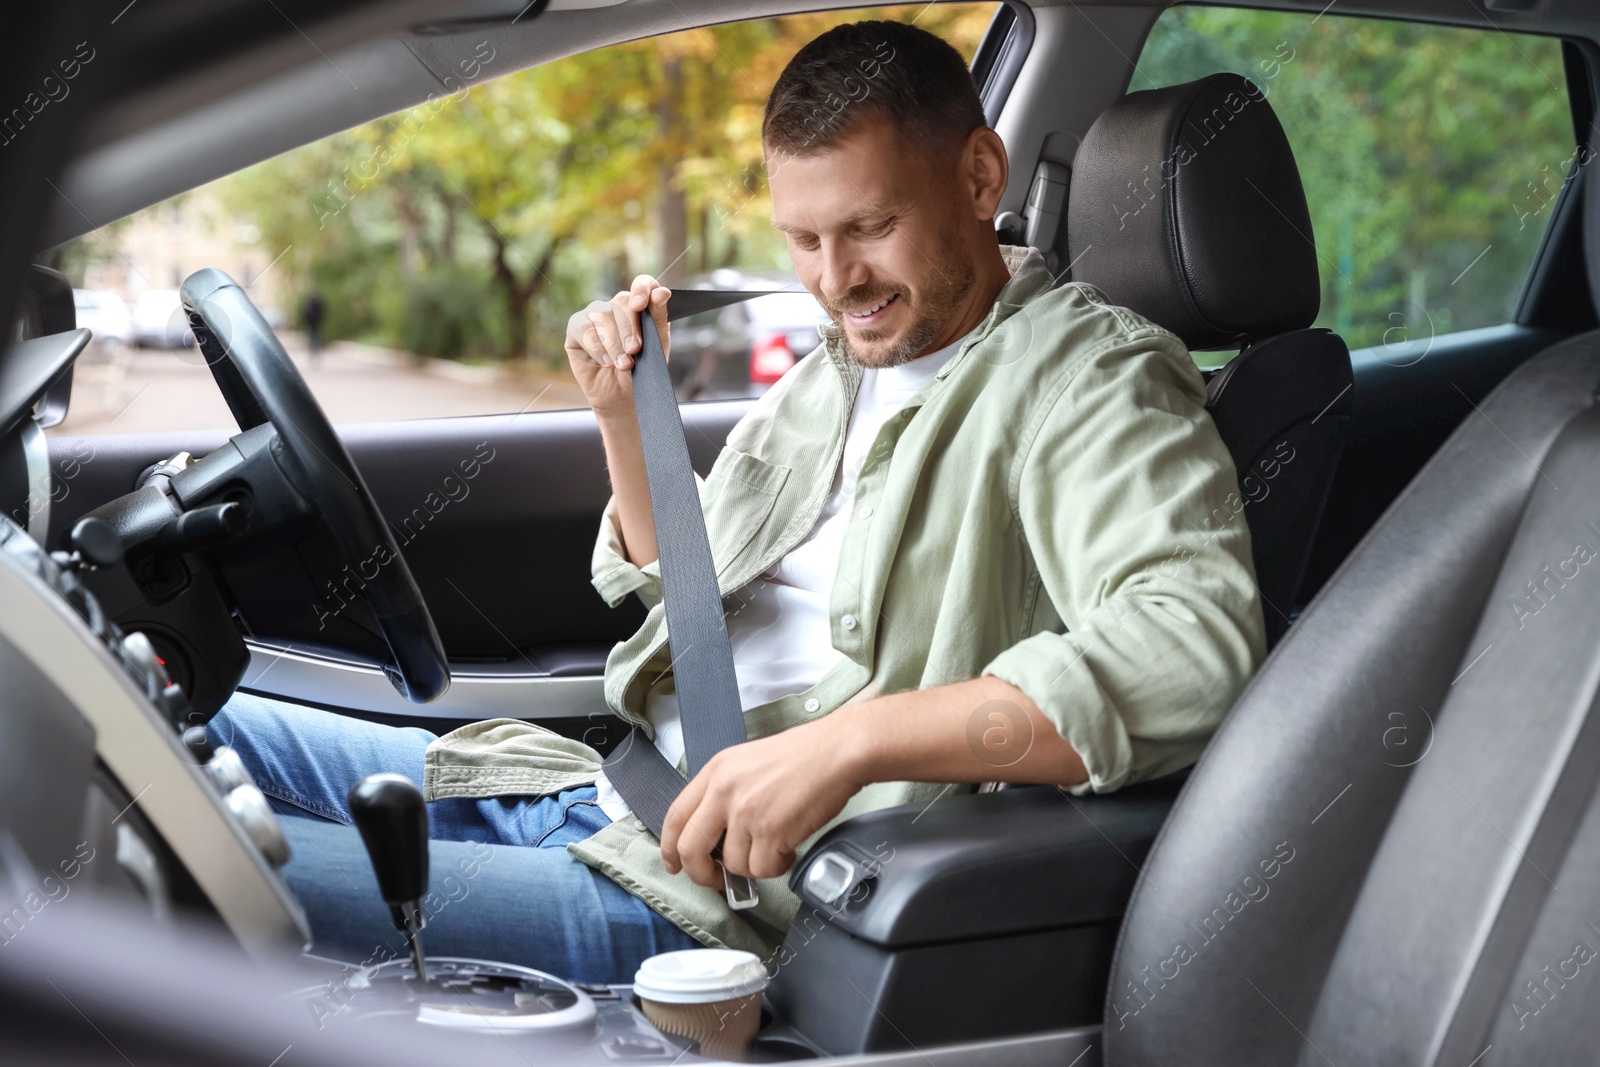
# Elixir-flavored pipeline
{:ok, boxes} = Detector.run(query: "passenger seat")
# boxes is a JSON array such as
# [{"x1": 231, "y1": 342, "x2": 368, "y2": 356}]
[{"x1": 1104, "y1": 157, "x2": 1600, "y2": 1067}]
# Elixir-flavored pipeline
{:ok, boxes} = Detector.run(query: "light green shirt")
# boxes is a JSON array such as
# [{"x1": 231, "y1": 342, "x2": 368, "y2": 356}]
[{"x1": 421, "y1": 246, "x2": 1265, "y2": 957}]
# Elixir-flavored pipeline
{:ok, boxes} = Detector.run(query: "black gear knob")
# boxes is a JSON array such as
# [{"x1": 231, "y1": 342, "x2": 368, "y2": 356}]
[
  {"x1": 349, "y1": 774, "x2": 431, "y2": 983},
  {"x1": 348, "y1": 774, "x2": 429, "y2": 925}
]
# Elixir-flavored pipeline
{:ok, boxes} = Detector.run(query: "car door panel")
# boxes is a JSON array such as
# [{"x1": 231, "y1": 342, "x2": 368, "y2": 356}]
[{"x1": 48, "y1": 399, "x2": 752, "y2": 724}]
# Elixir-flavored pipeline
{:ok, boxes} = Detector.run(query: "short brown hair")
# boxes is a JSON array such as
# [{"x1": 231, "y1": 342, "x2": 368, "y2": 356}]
[{"x1": 762, "y1": 21, "x2": 987, "y2": 159}]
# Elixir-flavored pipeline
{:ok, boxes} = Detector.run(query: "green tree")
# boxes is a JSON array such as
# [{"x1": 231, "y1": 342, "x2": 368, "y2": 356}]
[
  {"x1": 208, "y1": 4, "x2": 997, "y2": 363},
  {"x1": 1136, "y1": 9, "x2": 1572, "y2": 350}
]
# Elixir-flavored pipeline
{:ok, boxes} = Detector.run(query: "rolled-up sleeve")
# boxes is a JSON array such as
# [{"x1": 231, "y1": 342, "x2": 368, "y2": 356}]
[
  {"x1": 589, "y1": 473, "x2": 708, "y2": 610},
  {"x1": 590, "y1": 494, "x2": 662, "y2": 609},
  {"x1": 982, "y1": 332, "x2": 1266, "y2": 793}
]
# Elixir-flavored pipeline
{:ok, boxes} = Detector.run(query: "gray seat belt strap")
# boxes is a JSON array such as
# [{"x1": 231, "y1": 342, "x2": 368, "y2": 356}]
[{"x1": 599, "y1": 310, "x2": 758, "y2": 908}]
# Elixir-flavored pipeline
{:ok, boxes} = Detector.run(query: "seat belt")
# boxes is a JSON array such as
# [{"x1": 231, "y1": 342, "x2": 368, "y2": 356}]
[{"x1": 601, "y1": 295, "x2": 776, "y2": 910}]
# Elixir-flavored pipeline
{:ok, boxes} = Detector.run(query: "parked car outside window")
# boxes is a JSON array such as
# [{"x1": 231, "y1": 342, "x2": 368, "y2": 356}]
[
  {"x1": 71, "y1": 288, "x2": 131, "y2": 351},
  {"x1": 671, "y1": 269, "x2": 830, "y2": 400},
  {"x1": 129, "y1": 288, "x2": 195, "y2": 349}
]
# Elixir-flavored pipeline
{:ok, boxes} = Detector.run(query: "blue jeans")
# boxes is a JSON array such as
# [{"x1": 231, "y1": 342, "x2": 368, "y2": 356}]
[{"x1": 208, "y1": 692, "x2": 697, "y2": 986}]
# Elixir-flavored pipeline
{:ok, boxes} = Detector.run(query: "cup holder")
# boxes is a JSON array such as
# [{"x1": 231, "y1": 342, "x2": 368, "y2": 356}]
[{"x1": 745, "y1": 1034, "x2": 821, "y2": 1061}]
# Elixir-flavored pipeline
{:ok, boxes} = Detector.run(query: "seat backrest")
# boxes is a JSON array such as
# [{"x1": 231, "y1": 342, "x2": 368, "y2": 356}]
[
  {"x1": 1104, "y1": 163, "x2": 1600, "y2": 1065},
  {"x1": 1066, "y1": 73, "x2": 1354, "y2": 645}
]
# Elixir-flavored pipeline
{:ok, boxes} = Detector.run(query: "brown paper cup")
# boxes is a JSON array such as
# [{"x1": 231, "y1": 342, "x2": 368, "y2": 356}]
[{"x1": 639, "y1": 992, "x2": 763, "y2": 1060}]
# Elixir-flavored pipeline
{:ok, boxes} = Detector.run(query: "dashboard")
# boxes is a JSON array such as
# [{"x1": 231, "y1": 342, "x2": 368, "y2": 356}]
[{"x1": 0, "y1": 484, "x2": 308, "y2": 955}]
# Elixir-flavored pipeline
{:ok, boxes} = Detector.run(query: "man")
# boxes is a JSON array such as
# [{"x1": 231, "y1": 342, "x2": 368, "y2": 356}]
[{"x1": 212, "y1": 20, "x2": 1264, "y2": 986}]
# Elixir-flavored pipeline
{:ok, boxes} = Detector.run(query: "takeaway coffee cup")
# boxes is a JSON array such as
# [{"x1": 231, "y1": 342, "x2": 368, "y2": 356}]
[{"x1": 633, "y1": 949, "x2": 770, "y2": 1059}]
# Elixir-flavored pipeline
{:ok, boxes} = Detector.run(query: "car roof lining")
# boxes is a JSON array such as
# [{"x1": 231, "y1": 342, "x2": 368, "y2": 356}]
[{"x1": 45, "y1": 0, "x2": 1600, "y2": 249}]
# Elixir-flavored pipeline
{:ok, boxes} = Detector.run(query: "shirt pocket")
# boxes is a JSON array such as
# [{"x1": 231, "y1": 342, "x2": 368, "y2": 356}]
[{"x1": 701, "y1": 447, "x2": 791, "y2": 579}]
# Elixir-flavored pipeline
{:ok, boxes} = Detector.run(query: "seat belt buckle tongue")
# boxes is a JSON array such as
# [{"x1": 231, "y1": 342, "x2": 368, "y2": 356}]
[
  {"x1": 710, "y1": 835, "x2": 759, "y2": 910},
  {"x1": 723, "y1": 868, "x2": 760, "y2": 910}
]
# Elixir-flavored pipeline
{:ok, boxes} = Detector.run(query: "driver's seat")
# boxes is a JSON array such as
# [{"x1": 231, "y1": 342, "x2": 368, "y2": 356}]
[{"x1": 1066, "y1": 73, "x2": 1355, "y2": 647}]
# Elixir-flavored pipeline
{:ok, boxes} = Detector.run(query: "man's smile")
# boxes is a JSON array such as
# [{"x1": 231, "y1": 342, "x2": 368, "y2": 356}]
[{"x1": 843, "y1": 292, "x2": 900, "y2": 326}]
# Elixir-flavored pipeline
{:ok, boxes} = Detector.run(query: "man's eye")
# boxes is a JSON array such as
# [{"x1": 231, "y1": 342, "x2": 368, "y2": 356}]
[
  {"x1": 860, "y1": 219, "x2": 893, "y2": 238},
  {"x1": 792, "y1": 236, "x2": 820, "y2": 252}
]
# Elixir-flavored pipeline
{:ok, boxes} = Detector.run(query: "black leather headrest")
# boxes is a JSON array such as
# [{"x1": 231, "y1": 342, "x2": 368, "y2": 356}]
[{"x1": 1067, "y1": 73, "x2": 1321, "y2": 350}]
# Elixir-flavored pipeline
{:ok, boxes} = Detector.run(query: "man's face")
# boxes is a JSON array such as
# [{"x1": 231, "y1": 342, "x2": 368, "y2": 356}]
[{"x1": 768, "y1": 115, "x2": 981, "y2": 368}]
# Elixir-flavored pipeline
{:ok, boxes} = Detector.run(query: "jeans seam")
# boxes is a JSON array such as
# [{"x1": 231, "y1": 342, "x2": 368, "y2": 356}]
[
  {"x1": 255, "y1": 780, "x2": 349, "y2": 824},
  {"x1": 530, "y1": 799, "x2": 603, "y2": 847}
]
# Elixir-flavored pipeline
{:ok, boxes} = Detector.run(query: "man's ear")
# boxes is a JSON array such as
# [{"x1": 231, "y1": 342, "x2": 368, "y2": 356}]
[{"x1": 963, "y1": 126, "x2": 1009, "y2": 221}]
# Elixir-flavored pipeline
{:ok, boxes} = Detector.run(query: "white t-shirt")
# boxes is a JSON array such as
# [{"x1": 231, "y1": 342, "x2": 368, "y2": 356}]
[{"x1": 593, "y1": 332, "x2": 969, "y2": 821}]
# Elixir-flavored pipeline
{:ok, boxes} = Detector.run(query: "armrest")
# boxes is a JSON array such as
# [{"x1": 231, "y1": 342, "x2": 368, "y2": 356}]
[
  {"x1": 768, "y1": 774, "x2": 1186, "y2": 1054},
  {"x1": 788, "y1": 773, "x2": 1185, "y2": 948}
]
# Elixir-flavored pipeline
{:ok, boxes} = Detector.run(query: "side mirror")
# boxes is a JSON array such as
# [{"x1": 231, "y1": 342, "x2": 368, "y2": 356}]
[{"x1": 14, "y1": 265, "x2": 76, "y2": 427}]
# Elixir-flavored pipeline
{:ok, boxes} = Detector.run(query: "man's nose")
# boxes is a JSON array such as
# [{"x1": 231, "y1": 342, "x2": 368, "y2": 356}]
[{"x1": 818, "y1": 240, "x2": 870, "y2": 303}]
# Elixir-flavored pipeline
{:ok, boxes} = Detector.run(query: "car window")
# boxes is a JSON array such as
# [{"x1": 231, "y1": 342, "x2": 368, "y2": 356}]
[
  {"x1": 42, "y1": 3, "x2": 1000, "y2": 435},
  {"x1": 1133, "y1": 6, "x2": 1574, "y2": 360}
]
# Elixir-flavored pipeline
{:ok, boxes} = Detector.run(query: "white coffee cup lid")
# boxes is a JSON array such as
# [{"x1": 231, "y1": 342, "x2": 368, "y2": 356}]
[{"x1": 633, "y1": 949, "x2": 769, "y2": 1005}]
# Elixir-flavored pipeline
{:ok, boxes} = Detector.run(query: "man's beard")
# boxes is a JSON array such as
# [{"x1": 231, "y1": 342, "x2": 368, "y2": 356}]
[{"x1": 832, "y1": 249, "x2": 977, "y2": 370}]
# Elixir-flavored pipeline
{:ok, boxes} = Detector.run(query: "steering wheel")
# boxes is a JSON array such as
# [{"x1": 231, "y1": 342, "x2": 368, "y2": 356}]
[{"x1": 178, "y1": 268, "x2": 450, "y2": 703}]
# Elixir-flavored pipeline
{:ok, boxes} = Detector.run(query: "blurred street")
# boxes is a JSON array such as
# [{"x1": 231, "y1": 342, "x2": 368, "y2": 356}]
[{"x1": 51, "y1": 333, "x2": 588, "y2": 437}]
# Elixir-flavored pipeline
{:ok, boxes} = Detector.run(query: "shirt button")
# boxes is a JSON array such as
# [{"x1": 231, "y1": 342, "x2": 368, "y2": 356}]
[
  {"x1": 804, "y1": 698, "x2": 820, "y2": 713},
  {"x1": 841, "y1": 614, "x2": 858, "y2": 631},
  {"x1": 859, "y1": 505, "x2": 874, "y2": 519}
]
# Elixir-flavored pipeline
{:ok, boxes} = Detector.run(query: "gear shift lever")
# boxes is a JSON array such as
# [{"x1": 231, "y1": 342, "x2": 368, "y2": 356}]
[{"x1": 348, "y1": 774, "x2": 431, "y2": 984}]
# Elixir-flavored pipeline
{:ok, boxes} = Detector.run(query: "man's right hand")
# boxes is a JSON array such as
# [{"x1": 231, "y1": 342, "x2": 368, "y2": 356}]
[
  {"x1": 564, "y1": 275, "x2": 669, "y2": 567},
  {"x1": 565, "y1": 274, "x2": 672, "y2": 420}
]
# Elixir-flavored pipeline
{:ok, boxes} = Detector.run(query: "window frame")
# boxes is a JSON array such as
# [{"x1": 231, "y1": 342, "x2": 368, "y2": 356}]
[
  {"x1": 1514, "y1": 37, "x2": 1598, "y2": 331},
  {"x1": 973, "y1": 0, "x2": 1037, "y2": 125}
]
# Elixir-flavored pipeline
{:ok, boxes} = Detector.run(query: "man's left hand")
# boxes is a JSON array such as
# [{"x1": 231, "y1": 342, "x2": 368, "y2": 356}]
[{"x1": 659, "y1": 716, "x2": 864, "y2": 889}]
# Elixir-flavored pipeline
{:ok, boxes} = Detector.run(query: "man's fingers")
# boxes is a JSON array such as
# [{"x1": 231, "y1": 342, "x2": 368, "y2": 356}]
[
  {"x1": 608, "y1": 291, "x2": 641, "y2": 357},
  {"x1": 565, "y1": 305, "x2": 606, "y2": 360},
  {"x1": 659, "y1": 802, "x2": 685, "y2": 876},
  {"x1": 631, "y1": 274, "x2": 661, "y2": 309},
  {"x1": 587, "y1": 312, "x2": 621, "y2": 366},
  {"x1": 719, "y1": 826, "x2": 755, "y2": 883},
  {"x1": 747, "y1": 841, "x2": 796, "y2": 881},
  {"x1": 603, "y1": 300, "x2": 635, "y2": 360},
  {"x1": 676, "y1": 802, "x2": 729, "y2": 889},
  {"x1": 566, "y1": 277, "x2": 670, "y2": 371},
  {"x1": 647, "y1": 286, "x2": 672, "y2": 361},
  {"x1": 660, "y1": 769, "x2": 709, "y2": 875},
  {"x1": 647, "y1": 286, "x2": 672, "y2": 329}
]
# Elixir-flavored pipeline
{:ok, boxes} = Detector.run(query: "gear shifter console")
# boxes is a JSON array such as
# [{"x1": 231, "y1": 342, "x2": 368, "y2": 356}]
[
  {"x1": 348, "y1": 774, "x2": 432, "y2": 984},
  {"x1": 333, "y1": 774, "x2": 617, "y2": 1040}
]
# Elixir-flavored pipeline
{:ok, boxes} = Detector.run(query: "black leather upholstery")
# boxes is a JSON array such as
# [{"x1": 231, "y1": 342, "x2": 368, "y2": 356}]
[
  {"x1": 1205, "y1": 328, "x2": 1352, "y2": 643},
  {"x1": 1066, "y1": 73, "x2": 1320, "y2": 351},
  {"x1": 1103, "y1": 131, "x2": 1600, "y2": 1067},
  {"x1": 770, "y1": 777, "x2": 1183, "y2": 1053},
  {"x1": 1069, "y1": 73, "x2": 1353, "y2": 643}
]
